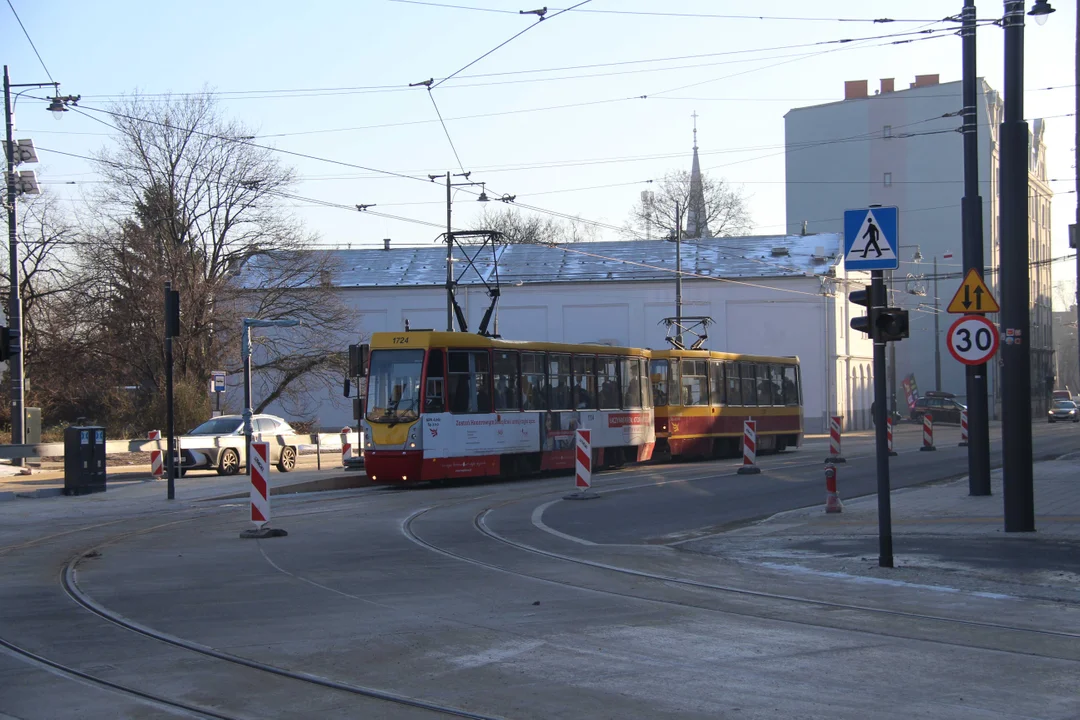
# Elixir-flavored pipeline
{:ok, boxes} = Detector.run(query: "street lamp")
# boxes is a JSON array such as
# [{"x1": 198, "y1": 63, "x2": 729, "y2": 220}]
[
  {"x1": 5, "y1": 66, "x2": 77, "y2": 459},
  {"x1": 241, "y1": 318, "x2": 300, "y2": 473},
  {"x1": 430, "y1": 172, "x2": 490, "y2": 331},
  {"x1": 1028, "y1": 0, "x2": 1055, "y2": 24}
]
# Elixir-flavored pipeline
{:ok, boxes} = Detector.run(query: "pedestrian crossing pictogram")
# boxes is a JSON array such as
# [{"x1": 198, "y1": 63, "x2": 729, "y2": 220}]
[{"x1": 843, "y1": 206, "x2": 899, "y2": 271}]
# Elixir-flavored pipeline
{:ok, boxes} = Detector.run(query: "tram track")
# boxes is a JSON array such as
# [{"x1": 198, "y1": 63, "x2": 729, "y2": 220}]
[{"x1": 397, "y1": 493, "x2": 1080, "y2": 662}]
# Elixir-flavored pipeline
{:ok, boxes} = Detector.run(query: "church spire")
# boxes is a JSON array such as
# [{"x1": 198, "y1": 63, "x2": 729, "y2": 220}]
[{"x1": 685, "y1": 111, "x2": 711, "y2": 239}]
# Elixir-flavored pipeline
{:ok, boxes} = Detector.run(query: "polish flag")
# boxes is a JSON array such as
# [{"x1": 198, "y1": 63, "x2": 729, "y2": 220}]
[{"x1": 943, "y1": 251, "x2": 954, "y2": 259}]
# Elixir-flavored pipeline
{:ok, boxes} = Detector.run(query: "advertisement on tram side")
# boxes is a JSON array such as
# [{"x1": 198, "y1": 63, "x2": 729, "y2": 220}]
[{"x1": 422, "y1": 413, "x2": 541, "y2": 458}]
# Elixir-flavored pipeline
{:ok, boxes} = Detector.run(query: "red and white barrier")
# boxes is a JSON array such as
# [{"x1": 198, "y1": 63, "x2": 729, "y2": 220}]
[
  {"x1": 959, "y1": 409, "x2": 969, "y2": 447},
  {"x1": 575, "y1": 429, "x2": 592, "y2": 489},
  {"x1": 825, "y1": 415, "x2": 846, "y2": 463},
  {"x1": 824, "y1": 463, "x2": 843, "y2": 513},
  {"x1": 564, "y1": 429, "x2": 599, "y2": 500},
  {"x1": 249, "y1": 441, "x2": 270, "y2": 528},
  {"x1": 737, "y1": 420, "x2": 761, "y2": 475},
  {"x1": 341, "y1": 427, "x2": 352, "y2": 467},
  {"x1": 886, "y1": 416, "x2": 898, "y2": 457},
  {"x1": 148, "y1": 430, "x2": 163, "y2": 478},
  {"x1": 921, "y1": 413, "x2": 936, "y2": 452}
]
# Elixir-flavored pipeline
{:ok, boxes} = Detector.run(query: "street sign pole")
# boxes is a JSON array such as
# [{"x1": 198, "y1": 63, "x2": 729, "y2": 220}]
[{"x1": 871, "y1": 271, "x2": 893, "y2": 569}]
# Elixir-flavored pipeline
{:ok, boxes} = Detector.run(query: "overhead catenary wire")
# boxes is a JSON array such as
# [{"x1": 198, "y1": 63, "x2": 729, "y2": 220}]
[{"x1": 5, "y1": 0, "x2": 55, "y2": 84}]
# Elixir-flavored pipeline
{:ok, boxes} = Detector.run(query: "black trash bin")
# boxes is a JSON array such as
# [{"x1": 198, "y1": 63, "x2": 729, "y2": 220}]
[{"x1": 64, "y1": 426, "x2": 107, "y2": 495}]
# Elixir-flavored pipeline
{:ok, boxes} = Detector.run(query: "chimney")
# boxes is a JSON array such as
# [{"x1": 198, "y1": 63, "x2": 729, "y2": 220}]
[
  {"x1": 913, "y1": 74, "x2": 940, "y2": 89},
  {"x1": 880, "y1": 78, "x2": 894, "y2": 94},
  {"x1": 383, "y1": 238, "x2": 391, "y2": 251},
  {"x1": 844, "y1": 80, "x2": 868, "y2": 100}
]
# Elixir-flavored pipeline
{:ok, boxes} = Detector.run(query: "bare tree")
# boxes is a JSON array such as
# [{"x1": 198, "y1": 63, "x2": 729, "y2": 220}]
[
  {"x1": 79, "y1": 92, "x2": 351, "y2": 424},
  {"x1": 470, "y1": 206, "x2": 599, "y2": 245},
  {"x1": 625, "y1": 170, "x2": 752, "y2": 240}
]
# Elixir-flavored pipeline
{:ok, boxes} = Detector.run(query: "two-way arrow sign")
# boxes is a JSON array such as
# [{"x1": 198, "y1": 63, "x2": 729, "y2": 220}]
[{"x1": 947, "y1": 269, "x2": 1000, "y2": 315}]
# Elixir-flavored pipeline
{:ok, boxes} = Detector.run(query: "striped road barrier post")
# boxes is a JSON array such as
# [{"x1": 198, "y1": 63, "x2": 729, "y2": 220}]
[
  {"x1": 240, "y1": 441, "x2": 287, "y2": 539},
  {"x1": 921, "y1": 413, "x2": 937, "y2": 452},
  {"x1": 886, "y1": 416, "x2": 898, "y2": 457},
  {"x1": 341, "y1": 427, "x2": 352, "y2": 467},
  {"x1": 564, "y1": 429, "x2": 600, "y2": 500},
  {"x1": 737, "y1": 420, "x2": 761, "y2": 475},
  {"x1": 824, "y1": 463, "x2": 843, "y2": 513},
  {"x1": 148, "y1": 430, "x2": 163, "y2": 478},
  {"x1": 825, "y1": 415, "x2": 846, "y2": 463},
  {"x1": 959, "y1": 409, "x2": 969, "y2": 447}
]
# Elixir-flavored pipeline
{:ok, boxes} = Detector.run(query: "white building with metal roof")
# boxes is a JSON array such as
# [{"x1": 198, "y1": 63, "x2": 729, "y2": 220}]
[{"x1": 251, "y1": 233, "x2": 874, "y2": 435}]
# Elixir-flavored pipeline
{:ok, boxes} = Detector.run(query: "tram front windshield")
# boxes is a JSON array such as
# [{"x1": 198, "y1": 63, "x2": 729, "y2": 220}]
[{"x1": 366, "y1": 349, "x2": 424, "y2": 424}]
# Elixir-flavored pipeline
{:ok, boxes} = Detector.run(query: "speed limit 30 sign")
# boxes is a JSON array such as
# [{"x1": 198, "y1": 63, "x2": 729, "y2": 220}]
[{"x1": 947, "y1": 315, "x2": 1000, "y2": 366}]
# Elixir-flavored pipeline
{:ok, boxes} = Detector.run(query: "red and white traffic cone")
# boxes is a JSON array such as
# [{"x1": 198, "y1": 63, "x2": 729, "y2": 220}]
[
  {"x1": 958, "y1": 409, "x2": 969, "y2": 447},
  {"x1": 240, "y1": 441, "x2": 287, "y2": 539},
  {"x1": 148, "y1": 430, "x2": 163, "y2": 478},
  {"x1": 564, "y1": 429, "x2": 600, "y2": 500},
  {"x1": 737, "y1": 420, "x2": 761, "y2": 475},
  {"x1": 886, "y1": 416, "x2": 898, "y2": 457},
  {"x1": 824, "y1": 463, "x2": 843, "y2": 513},
  {"x1": 824, "y1": 415, "x2": 846, "y2": 463},
  {"x1": 920, "y1": 413, "x2": 937, "y2": 452}
]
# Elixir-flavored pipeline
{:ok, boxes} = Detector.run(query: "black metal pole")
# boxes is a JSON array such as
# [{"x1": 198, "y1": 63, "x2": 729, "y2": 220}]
[
  {"x1": 4, "y1": 67, "x2": 25, "y2": 459},
  {"x1": 872, "y1": 272, "x2": 894, "y2": 567},
  {"x1": 243, "y1": 325, "x2": 253, "y2": 477},
  {"x1": 1000, "y1": 0, "x2": 1035, "y2": 532},
  {"x1": 934, "y1": 256, "x2": 941, "y2": 391},
  {"x1": 446, "y1": 172, "x2": 453, "y2": 332},
  {"x1": 888, "y1": 271, "x2": 897, "y2": 420},
  {"x1": 164, "y1": 282, "x2": 176, "y2": 500},
  {"x1": 962, "y1": 0, "x2": 992, "y2": 496},
  {"x1": 1075, "y1": 0, "x2": 1079, "y2": 395}
]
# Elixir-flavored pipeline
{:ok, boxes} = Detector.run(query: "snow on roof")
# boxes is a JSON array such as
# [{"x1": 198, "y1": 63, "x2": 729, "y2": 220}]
[{"x1": 239, "y1": 233, "x2": 843, "y2": 289}]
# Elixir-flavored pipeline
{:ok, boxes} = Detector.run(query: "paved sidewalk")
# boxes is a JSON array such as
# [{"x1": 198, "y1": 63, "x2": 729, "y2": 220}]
[{"x1": 685, "y1": 455, "x2": 1080, "y2": 603}]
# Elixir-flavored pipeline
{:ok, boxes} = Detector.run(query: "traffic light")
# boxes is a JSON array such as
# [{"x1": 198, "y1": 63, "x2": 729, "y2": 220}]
[
  {"x1": 875, "y1": 308, "x2": 910, "y2": 342},
  {"x1": 0, "y1": 326, "x2": 8, "y2": 361},
  {"x1": 849, "y1": 290, "x2": 876, "y2": 338}
]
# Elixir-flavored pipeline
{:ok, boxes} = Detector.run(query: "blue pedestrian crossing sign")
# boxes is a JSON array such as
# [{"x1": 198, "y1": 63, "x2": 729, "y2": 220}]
[{"x1": 843, "y1": 206, "x2": 899, "y2": 271}]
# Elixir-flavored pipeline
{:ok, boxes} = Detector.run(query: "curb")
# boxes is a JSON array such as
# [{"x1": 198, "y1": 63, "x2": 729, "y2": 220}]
[
  {"x1": 14, "y1": 488, "x2": 64, "y2": 499},
  {"x1": 0, "y1": 491, "x2": 14, "y2": 502}
]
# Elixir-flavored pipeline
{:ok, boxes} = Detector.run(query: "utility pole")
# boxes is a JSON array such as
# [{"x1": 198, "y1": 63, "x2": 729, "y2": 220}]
[
  {"x1": 1075, "y1": 0, "x2": 1079, "y2": 395},
  {"x1": 675, "y1": 200, "x2": 683, "y2": 347},
  {"x1": 962, "y1": 0, "x2": 993, "y2": 496},
  {"x1": 872, "y1": 272, "x2": 894, "y2": 568},
  {"x1": 3, "y1": 67, "x2": 24, "y2": 457},
  {"x1": 445, "y1": 172, "x2": 453, "y2": 332},
  {"x1": 999, "y1": 0, "x2": 1035, "y2": 532},
  {"x1": 934, "y1": 256, "x2": 942, "y2": 391}
]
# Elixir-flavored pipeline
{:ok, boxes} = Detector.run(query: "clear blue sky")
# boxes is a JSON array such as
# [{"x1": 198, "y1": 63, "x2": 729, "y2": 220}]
[{"x1": 4, "y1": 1, "x2": 1076, "y2": 302}]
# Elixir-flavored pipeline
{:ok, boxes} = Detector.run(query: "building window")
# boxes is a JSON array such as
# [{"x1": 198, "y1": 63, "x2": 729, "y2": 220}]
[
  {"x1": 883, "y1": 172, "x2": 893, "y2": 187},
  {"x1": 883, "y1": 125, "x2": 892, "y2": 138}
]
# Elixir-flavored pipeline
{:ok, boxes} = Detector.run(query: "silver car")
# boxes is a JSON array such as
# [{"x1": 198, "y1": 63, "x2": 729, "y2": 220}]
[
  {"x1": 180, "y1": 414, "x2": 298, "y2": 475},
  {"x1": 1047, "y1": 400, "x2": 1080, "y2": 424}
]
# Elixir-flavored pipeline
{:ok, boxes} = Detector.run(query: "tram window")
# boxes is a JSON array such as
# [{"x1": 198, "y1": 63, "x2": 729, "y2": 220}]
[
  {"x1": 725, "y1": 361, "x2": 742, "y2": 405},
  {"x1": 709, "y1": 361, "x2": 725, "y2": 405},
  {"x1": 757, "y1": 365, "x2": 774, "y2": 406},
  {"x1": 770, "y1": 365, "x2": 785, "y2": 405},
  {"x1": 572, "y1": 355, "x2": 597, "y2": 409},
  {"x1": 447, "y1": 350, "x2": 491, "y2": 414},
  {"x1": 681, "y1": 359, "x2": 708, "y2": 406},
  {"x1": 598, "y1": 356, "x2": 620, "y2": 409},
  {"x1": 521, "y1": 352, "x2": 547, "y2": 411},
  {"x1": 783, "y1": 365, "x2": 801, "y2": 406},
  {"x1": 740, "y1": 362, "x2": 758, "y2": 406},
  {"x1": 425, "y1": 349, "x2": 445, "y2": 413},
  {"x1": 621, "y1": 357, "x2": 643, "y2": 409},
  {"x1": 493, "y1": 351, "x2": 520, "y2": 411},
  {"x1": 549, "y1": 354, "x2": 573, "y2": 410},
  {"x1": 639, "y1": 358, "x2": 652, "y2": 408},
  {"x1": 669, "y1": 359, "x2": 681, "y2": 406},
  {"x1": 649, "y1": 359, "x2": 669, "y2": 406}
]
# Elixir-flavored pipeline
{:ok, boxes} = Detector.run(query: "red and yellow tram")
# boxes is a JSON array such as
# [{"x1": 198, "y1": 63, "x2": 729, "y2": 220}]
[
  {"x1": 650, "y1": 349, "x2": 802, "y2": 460},
  {"x1": 361, "y1": 331, "x2": 655, "y2": 484}
]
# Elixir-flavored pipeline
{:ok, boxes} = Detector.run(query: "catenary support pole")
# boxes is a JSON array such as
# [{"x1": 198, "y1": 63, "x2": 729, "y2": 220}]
[
  {"x1": 962, "y1": 0, "x2": 992, "y2": 496},
  {"x1": 4, "y1": 67, "x2": 25, "y2": 460},
  {"x1": 675, "y1": 200, "x2": 683, "y2": 346},
  {"x1": 1075, "y1": 0, "x2": 1079, "y2": 395},
  {"x1": 872, "y1": 271, "x2": 894, "y2": 567},
  {"x1": 934, "y1": 256, "x2": 941, "y2": 391},
  {"x1": 164, "y1": 282, "x2": 176, "y2": 500},
  {"x1": 445, "y1": 171, "x2": 453, "y2": 332},
  {"x1": 1000, "y1": 0, "x2": 1035, "y2": 532}
]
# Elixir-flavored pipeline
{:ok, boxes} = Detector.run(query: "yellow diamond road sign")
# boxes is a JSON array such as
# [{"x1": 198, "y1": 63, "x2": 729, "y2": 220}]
[{"x1": 947, "y1": 269, "x2": 1000, "y2": 314}]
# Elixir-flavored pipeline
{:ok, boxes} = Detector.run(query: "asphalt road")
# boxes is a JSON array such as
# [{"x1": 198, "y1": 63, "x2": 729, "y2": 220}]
[{"x1": 543, "y1": 421, "x2": 1080, "y2": 545}]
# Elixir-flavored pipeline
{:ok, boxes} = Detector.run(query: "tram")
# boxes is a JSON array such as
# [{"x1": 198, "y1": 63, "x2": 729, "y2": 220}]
[
  {"x1": 650, "y1": 349, "x2": 802, "y2": 460},
  {"x1": 360, "y1": 330, "x2": 655, "y2": 484}
]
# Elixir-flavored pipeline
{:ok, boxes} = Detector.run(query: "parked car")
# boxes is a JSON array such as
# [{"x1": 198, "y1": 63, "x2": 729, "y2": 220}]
[
  {"x1": 910, "y1": 392, "x2": 966, "y2": 425},
  {"x1": 181, "y1": 414, "x2": 298, "y2": 475},
  {"x1": 1047, "y1": 400, "x2": 1080, "y2": 423}
]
